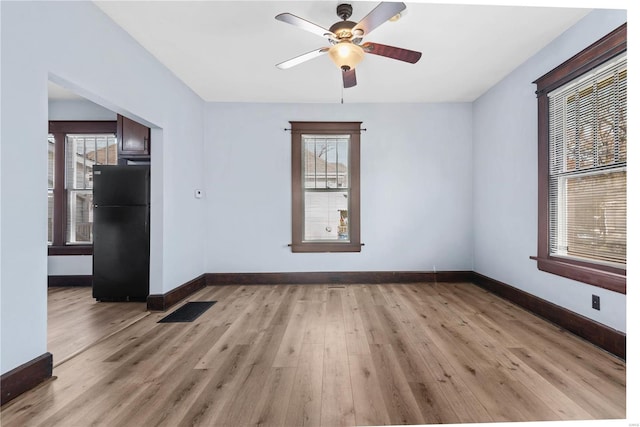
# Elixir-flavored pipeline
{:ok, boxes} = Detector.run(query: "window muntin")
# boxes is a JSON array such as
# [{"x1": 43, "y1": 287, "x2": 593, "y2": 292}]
[
  {"x1": 291, "y1": 121, "x2": 361, "y2": 252},
  {"x1": 548, "y1": 55, "x2": 626, "y2": 268}
]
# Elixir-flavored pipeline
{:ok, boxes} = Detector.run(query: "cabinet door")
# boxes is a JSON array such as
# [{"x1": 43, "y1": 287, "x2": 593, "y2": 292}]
[{"x1": 118, "y1": 115, "x2": 150, "y2": 156}]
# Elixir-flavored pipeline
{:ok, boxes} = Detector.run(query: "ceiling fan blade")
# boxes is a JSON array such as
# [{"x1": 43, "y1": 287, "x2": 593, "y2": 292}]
[
  {"x1": 352, "y1": 2, "x2": 406, "y2": 36},
  {"x1": 343, "y1": 68, "x2": 357, "y2": 88},
  {"x1": 362, "y1": 42, "x2": 422, "y2": 64},
  {"x1": 275, "y1": 13, "x2": 335, "y2": 39},
  {"x1": 276, "y1": 47, "x2": 330, "y2": 70}
]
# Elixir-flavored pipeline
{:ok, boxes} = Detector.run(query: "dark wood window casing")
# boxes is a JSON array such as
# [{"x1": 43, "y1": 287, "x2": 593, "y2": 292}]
[
  {"x1": 291, "y1": 121, "x2": 362, "y2": 253},
  {"x1": 48, "y1": 121, "x2": 117, "y2": 256},
  {"x1": 532, "y1": 23, "x2": 626, "y2": 294}
]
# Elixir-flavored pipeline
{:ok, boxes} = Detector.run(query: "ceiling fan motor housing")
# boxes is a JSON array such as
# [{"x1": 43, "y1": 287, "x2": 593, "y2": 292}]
[
  {"x1": 336, "y1": 3, "x2": 353, "y2": 20},
  {"x1": 329, "y1": 20, "x2": 358, "y2": 41}
]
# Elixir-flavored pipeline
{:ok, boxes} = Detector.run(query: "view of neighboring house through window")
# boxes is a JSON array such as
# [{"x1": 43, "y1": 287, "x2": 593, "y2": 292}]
[
  {"x1": 66, "y1": 134, "x2": 117, "y2": 243},
  {"x1": 290, "y1": 121, "x2": 361, "y2": 252},
  {"x1": 304, "y1": 135, "x2": 350, "y2": 240},
  {"x1": 48, "y1": 122, "x2": 117, "y2": 254},
  {"x1": 534, "y1": 23, "x2": 626, "y2": 294}
]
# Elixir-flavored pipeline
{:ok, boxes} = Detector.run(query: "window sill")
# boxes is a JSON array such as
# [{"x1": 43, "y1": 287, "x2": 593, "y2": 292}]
[
  {"x1": 530, "y1": 255, "x2": 626, "y2": 294},
  {"x1": 291, "y1": 242, "x2": 362, "y2": 253},
  {"x1": 48, "y1": 245, "x2": 93, "y2": 256}
]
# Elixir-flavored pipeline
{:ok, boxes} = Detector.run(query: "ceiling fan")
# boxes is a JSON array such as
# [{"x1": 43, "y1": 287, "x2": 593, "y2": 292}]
[{"x1": 275, "y1": 2, "x2": 422, "y2": 89}]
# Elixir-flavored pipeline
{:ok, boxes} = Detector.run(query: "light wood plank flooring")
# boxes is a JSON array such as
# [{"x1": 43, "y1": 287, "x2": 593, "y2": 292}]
[
  {"x1": 47, "y1": 287, "x2": 148, "y2": 366},
  {"x1": 2, "y1": 283, "x2": 625, "y2": 426}
]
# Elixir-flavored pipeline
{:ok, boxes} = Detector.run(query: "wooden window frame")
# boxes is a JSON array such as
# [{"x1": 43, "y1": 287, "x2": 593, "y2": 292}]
[
  {"x1": 48, "y1": 121, "x2": 117, "y2": 256},
  {"x1": 290, "y1": 121, "x2": 362, "y2": 253},
  {"x1": 532, "y1": 23, "x2": 626, "y2": 294}
]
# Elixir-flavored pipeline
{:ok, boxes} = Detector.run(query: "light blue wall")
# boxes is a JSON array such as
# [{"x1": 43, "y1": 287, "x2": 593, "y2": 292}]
[
  {"x1": 204, "y1": 102, "x2": 474, "y2": 273},
  {"x1": 48, "y1": 99, "x2": 117, "y2": 121},
  {"x1": 472, "y1": 9, "x2": 627, "y2": 332},
  {"x1": 1, "y1": 1, "x2": 206, "y2": 374}
]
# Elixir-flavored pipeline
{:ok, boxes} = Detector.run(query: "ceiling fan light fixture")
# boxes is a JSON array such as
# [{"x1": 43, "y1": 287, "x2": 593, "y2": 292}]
[{"x1": 328, "y1": 41, "x2": 364, "y2": 70}]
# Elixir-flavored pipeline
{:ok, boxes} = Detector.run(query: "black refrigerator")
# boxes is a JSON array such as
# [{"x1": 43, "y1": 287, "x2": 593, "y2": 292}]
[{"x1": 92, "y1": 165, "x2": 150, "y2": 301}]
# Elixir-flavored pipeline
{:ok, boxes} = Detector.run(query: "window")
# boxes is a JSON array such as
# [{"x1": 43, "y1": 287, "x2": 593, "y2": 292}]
[
  {"x1": 48, "y1": 134, "x2": 56, "y2": 245},
  {"x1": 533, "y1": 23, "x2": 626, "y2": 293},
  {"x1": 290, "y1": 121, "x2": 361, "y2": 252},
  {"x1": 48, "y1": 121, "x2": 117, "y2": 255}
]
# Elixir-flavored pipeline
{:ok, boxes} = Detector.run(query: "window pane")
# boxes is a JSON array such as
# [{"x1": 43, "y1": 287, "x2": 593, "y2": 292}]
[
  {"x1": 63, "y1": 133, "x2": 116, "y2": 245},
  {"x1": 303, "y1": 135, "x2": 349, "y2": 189},
  {"x1": 564, "y1": 170, "x2": 626, "y2": 264},
  {"x1": 48, "y1": 134, "x2": 55, "y2": 190},
  {"x1": 48, "y1": 190, "x2": 54, "y2": 245},
  {"x1": 66, "y1": 135, "x2": 87, "y2": 189},
  {"x1": 66, "y1": 134, "x2": 117, "y2": 190},
  {"x1": 67, "y1": 190, "x2": 93, "y2": 244},
  {"x1": 304, "y1": 191, "x2": 349, "y2": 241}
]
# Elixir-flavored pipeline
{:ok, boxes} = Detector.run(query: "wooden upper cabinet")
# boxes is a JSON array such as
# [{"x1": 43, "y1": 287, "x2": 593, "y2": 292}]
[{"x1": 118, "y1": 114, "x2": 150, "y2": 157}]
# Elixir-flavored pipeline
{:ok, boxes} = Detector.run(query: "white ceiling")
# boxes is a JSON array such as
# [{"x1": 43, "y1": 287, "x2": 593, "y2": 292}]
[{"x1": 90, "y1": 1, "x2": 592, "y2": 103}]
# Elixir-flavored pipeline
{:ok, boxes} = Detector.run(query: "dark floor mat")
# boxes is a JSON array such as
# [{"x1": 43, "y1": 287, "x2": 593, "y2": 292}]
[{"x1": 158, "y1": 301, "x2": 216, "y2": 323}]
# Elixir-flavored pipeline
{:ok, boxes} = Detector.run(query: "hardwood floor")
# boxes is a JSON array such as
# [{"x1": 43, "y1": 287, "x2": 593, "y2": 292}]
[
  {"x1": 47, "y1": 287, "x2": 148, "y2": 366},
  {"x1": 2, "y1": 283, "x2": 625, "y2": 426}
]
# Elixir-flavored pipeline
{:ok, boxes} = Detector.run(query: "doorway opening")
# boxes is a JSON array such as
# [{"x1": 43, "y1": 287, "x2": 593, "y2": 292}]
[{"x1": 46, "y1": 80, "x2": 152, "y2": 367}]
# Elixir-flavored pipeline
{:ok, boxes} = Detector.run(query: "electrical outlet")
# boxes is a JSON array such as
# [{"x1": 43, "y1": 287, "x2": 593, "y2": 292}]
[{"x1": 592, "y1": 295, "x2": 600, "y2": 311}]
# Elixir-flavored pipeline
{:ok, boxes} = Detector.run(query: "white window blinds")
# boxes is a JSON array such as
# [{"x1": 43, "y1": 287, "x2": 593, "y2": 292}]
[{"x1": 548, "y1": 54, "x2": 627, "y2": 267}]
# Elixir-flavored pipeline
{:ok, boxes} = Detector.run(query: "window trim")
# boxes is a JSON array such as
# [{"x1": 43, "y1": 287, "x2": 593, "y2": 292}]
[
  {"x1": 290, "y1": 121, "x2": 362, "y2": 253},
  {"x1": 532, "y1": 23, "x2": 626, "y2": 294},
  {"x1": 48, "y1": 121, "x2": 117, "y2": 256}
]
